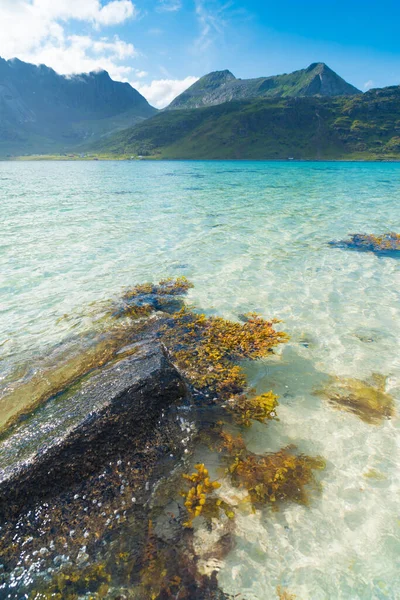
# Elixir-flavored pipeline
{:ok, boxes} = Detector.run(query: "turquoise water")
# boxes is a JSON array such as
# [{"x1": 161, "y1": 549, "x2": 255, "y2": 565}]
[{"x1": 1, "y1": 160, "x2": 400, "y2": 598}]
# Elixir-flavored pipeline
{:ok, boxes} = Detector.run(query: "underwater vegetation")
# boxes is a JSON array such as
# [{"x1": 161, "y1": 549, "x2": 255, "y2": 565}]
[
  {"x1": 0, "y1": 277, "x2": 290, "y2": 598},
  {"x1": 363, "y1": 468, "x2": 387, "y2": 481},
  {"x1": 229, "y1": 446, "x2": 325, "y2": 509},
  {"x1": 139, "y1": 519, "x2": 181, "y2": 600},
  {"x1": 329, "y1": 232, "x2": 400, "y2": 255},
  {"x1": 123, "y1": 277, "x2": 194, "y2": 299},
  {"x1": 119, "y1": 276, "x2": 194, "y2": 318},
  {"x1": 181, "y1": 464, "x2": 234, "y2": 528},
  {"x1": 227, "y1": 391, "x2": 279, "y2": 427},
  {"x1": 28, "y1": 562, "x2": 111, "y2": 599},
  {"x1": 138, "y1": 519, "x2": 238, "y2": 600},
  {"x1": 160, "y1": 308, "x2": 287, "y2": 401},
  {"x1": 315, "y1": 373, "x2": 395, "y2": 425},
  {"x1": 218, "y1": 431, "x2": 247, "y2": 456},
  {"x1": 276, "y1": 586, "x2": 297, "y2": 600},
  {"x1": 1, "y1": 278, "x2": 286, "y2": 435},
  {"x1": 219, "y1": 434, "x2": 325, "y2": 510},
  {"x1": 182, "y1": 463, "x2": 221, "y2": 527}
]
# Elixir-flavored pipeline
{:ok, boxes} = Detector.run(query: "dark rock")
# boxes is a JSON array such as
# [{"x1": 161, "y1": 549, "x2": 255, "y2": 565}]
[{"x1": 0, "y1": 338, "x2": 187, "y2": 520}]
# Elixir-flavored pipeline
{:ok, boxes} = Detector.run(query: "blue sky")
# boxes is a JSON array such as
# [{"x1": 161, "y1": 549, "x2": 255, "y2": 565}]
[{"x1": 1, "y1": 0, "x2": 399, "y2": 107}]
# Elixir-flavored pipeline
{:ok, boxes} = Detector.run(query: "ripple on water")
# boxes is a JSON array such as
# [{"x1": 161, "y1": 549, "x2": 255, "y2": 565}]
[{"x1": 0, "y1": 160, "x2": 399, "y2": 599}]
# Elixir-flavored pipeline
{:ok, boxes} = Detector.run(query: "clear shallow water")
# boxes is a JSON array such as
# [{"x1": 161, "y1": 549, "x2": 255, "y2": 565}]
[{"x1": 1, "y1": 160, "x2": 400, "y2": 598}]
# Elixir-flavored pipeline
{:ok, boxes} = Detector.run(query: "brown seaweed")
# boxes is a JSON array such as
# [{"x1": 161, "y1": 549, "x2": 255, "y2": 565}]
[
  {"x1": 227, "y1": 391, "x2": 279, "y2": 427},
  {"x1": 160, "y1": 308, "x2": 287, "y2": 401},
  {"x1": 277, "y1": 586, "x2": 297, "y2": 600},
  {"x1": 219, "y1": 434, "x2": 325, "y2": 510},
  {"x1": 315, "y1": 373, "x2": 395, "y2": 424},
  {"x1": 181, "y1": 464, "x2": 234, "y2": 528},
  {"x1": 329, "y1": 232, "x2": 400, "y2": 256}
]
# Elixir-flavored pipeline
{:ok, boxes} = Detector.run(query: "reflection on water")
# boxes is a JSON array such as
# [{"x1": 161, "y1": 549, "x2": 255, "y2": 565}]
[{"x1": 0, "y1": 161, "x2": 400, "y2": 599}]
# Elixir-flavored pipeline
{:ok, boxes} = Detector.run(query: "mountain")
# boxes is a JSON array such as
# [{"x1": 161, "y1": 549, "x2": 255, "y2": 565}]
[
  {"x1": 167, "y1": 63, "x2": 361, "y2": 110},
  {"x1": 0, "y1": 57, "x2": 157, "y2": 156},
  {"x1": 93, "y1": 85, "x2": 400, "y2": 160}
]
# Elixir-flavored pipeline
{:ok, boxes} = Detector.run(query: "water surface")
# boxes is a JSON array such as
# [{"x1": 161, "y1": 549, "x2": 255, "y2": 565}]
[{"x1": 1, "y1": 160, "x2": 400, "y2": 599}]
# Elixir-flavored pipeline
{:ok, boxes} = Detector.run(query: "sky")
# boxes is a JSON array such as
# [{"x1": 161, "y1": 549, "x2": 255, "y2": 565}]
[{"x1": 0, "y1": 0, "x2": 400, "y2": 108}]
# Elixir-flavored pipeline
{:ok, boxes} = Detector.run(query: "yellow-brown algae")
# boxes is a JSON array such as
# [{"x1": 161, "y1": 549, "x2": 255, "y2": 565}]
[
  {"x1": 181, "y1": 463, "x2": 224, "y2": 528},
  {"x1": 363, "y1": 468, "x2": 387, "y2": 481},
  {"x1": 227, "y1": 391, "x2": 279, "y2": 427},
  {"x1": 277, "y1": 586, "x2": 297, "y2": 600},
  {"x1": 160, "y1": 308, "x2": 288, "y2": 400},
  {"x1": 219, "y1": 434, "x2": 325, "y2": 510},
  {"x1": 330, "y1": 232, "x2": 400, "y2": 254},
  {"x1": 315, "y1": 373, "x2": 395, "y2": 425}
]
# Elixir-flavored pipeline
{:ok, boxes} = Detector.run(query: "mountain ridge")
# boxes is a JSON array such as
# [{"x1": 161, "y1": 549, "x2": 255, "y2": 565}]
[
  {"x1": 0, "y1": 57, "x2": 157, "y2": 155},
  {"x1": 166, "y1": 62, "x2": 361, "y2": 110},
  {"x1": 2, "y1": 58, "x2": 396, "y2": 160},
  {"x1": 93, "y1": 84, "x2": 400, "y2": 160}
]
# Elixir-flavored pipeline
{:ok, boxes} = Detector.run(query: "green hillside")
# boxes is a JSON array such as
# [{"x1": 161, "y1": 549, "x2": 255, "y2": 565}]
[{"x1": 92, "y1": 86, "x2": 400, "y2": 160}]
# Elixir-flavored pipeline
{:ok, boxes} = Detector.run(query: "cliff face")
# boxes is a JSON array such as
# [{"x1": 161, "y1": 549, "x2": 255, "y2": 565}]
[
  {"x1": 167, "y1": 63, "x2": 361, "y2": 110},
  {"x1": 0, "y1": 57, "x2": 157, "y2": 155},
  {"x1": 300, "y1": 63, "x2": 360, "y2": 96}
]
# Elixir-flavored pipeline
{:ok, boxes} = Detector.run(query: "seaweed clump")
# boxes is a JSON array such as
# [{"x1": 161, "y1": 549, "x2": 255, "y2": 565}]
[
  {"x1": 138, "y1": 520, "x2": 236, "y2": 600},
  {"x1": 230, "y1": 447, "x2": 325, "y2": 509},
  {"x1": 219, "y1": 434, "x2": 325, "y2": 510},
  {"x1": 139, "y1": 520, "x2": 180, "y2": 599},
  {"x1": 29, "y1": 562, "x2": 111, "y2": 600},
  {"x1": 315, "y1": 373, "x2": 395, "y2": 425},
  {"x1": 181, "y1": 463, "x2": 234, "y2": 528},
  {"x1": 329, "y1": 232, "x2": 400, "y2": 256},
  {"x1": 119, "y1": 277, "x2": 194, "y2": 318},
  {"x1": 277, "y1": 586, "x2": 297, "y2": 600},
  {"x1": 227, "y1": 391, "x2": 279, "y2": 427},
  {"x1": 218, "y1": 431, "x2": 247, "y2": 456},
  {"x1": 161, "y1": 309, "x2": 287, "y2": 401},
  {"x1": 123, "y1": 277, "x2": 194, "y2": 299}
]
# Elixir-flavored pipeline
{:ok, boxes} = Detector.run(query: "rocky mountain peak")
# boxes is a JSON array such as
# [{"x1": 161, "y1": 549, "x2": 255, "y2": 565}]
[{"x1": 167, "y1": 62, "x2": 361, "y2": 110}]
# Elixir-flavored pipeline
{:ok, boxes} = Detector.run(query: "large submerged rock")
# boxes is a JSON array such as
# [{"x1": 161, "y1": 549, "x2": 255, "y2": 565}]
[{"x1": 0, "y1": 335, "x2": 187, "y2": 520}]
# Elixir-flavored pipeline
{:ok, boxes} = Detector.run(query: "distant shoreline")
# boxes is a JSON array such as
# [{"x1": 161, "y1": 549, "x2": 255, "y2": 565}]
[{"x1": 1, "y1": 155, "x2": 400, "y2": 163}]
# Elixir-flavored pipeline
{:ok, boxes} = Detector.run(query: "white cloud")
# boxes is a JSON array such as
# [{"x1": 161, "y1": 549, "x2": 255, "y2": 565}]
[
  {"x1": 94, "y1": 1, "x2": 138, "y2": 26},
  {"x1": 194, "y1": 0, "x2": 231, "y2": 52},
  {"x1": 135, "y1": 76, "x2": 199, "y2": 108},
  {"x1": 31, "y1": 0, "x2": 138, "y2": 27},
  {"x1": 0, "y1": 0, "x2": 138, "y2": 79},
  {"x1": 0, "y1": 0, "x2": 198, "y2": 110},
  {"x1": 24, "y1": 35, "x2": 137, "y2": 81},
  {"x1": 156, "y1": 0, "x2": 182, "y2": 12},
  {"x1": 363, "y1": 80, "x2": 374, "y2": 90},
  {"x1": 67, "y1": 35, "x2": 137, "y2": 60}
]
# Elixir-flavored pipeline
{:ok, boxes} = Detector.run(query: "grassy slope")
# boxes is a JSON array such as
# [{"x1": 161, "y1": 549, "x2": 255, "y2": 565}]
[{"x1": 93, "y1": 88, "x2": 400, "y2": 160}]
